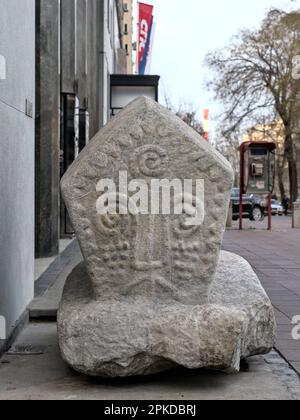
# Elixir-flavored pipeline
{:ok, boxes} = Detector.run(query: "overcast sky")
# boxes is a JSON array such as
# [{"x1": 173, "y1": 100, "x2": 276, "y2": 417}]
[{"x1": 139, "y1": 0, "x2": 298, "y2": 128}]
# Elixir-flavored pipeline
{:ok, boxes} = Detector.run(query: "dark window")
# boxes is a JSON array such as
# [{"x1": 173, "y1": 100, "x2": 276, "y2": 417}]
[{"x1": 251, "y1": 148, "x2": 268, "y2": 156}]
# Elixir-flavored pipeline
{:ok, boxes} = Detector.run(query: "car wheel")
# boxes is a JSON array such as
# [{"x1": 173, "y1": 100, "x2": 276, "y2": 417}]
[{"x1": 251, "y1": 206, "x2": 263, "y2": 222}]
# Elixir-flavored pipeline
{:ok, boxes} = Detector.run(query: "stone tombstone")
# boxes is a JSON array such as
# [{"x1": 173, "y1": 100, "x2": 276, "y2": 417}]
[
  {"x1": 61, "y1": 97, "x2": 233, "y2": 304},
  {"x1": 58, "y1": 97, "x2": 276, "y2": 377}
]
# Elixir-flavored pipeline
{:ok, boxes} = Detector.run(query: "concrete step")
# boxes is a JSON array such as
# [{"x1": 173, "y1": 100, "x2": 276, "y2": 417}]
[{"x1": 29, "y1": 241, "x2": 82, "y2": 320}]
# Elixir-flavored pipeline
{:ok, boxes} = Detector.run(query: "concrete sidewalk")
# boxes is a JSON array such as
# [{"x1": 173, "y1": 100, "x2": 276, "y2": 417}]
[
  {"x1": 223, "y1": 216, "x2": 300, "y2": 375},
  {"x1": 1, "y1": 216, "x2": 299, "y2": 400}
]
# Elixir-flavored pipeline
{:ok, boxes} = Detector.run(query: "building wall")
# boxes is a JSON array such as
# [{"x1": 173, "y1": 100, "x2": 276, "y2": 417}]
[
  {"x1": 36, "y1": 0, "x2": 127, "y2": 257},
  {"x1": 99, "y1": 0, "x2": 126, "y2": 126},
  {"x1": 87, "y1": 0, "x2": 101, "y2": 138},
  {"x1": 123, "y1": 0, "x2": 133, "y2": 74},
  {"x1": 0, "y1": 0, "x2": 35, "y2": 337},
  {"x1": 0, "y1": 0, "x2": 127, "y2": 342},
  {"x1": 35, "y1": 0, "x2": 60, "y2": 257}
]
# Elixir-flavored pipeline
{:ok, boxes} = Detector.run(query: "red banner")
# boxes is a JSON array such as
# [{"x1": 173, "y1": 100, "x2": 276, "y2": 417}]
[
  {"x1": 203, "y1": 109, "x2": 209, "y2": 142},
  {"x1": 138, "y1": 3, "x2": 154, "y2": 74}
]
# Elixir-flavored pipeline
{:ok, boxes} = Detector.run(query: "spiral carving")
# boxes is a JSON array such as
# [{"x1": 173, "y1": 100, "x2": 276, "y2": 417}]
[
  {"x1": 95, "y1": 193, "x2": 138, "y2": 236},
  {"x1": 173, "y1": 194, "x2": 204, "y2": 237},
  {"x1": 131, "y1": 145, "x2": 169, "y2": 178}
]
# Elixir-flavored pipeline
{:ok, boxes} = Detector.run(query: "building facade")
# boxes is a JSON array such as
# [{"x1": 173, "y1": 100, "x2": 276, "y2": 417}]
[
  {"x1": 0, "y1": 0, "x2": 35, "y2": 345},
  {"x1": 35, "y1": 0, "x2": 128, "y2": 258},
  {"x1": 0, "y1": 0, "x2": 129, "y2": 350},
  {"x1": 122, "y1": 0, "x2": 134, "y2": 74}
]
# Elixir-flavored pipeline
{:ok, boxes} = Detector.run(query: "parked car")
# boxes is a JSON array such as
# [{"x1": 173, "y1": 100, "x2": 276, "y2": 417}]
[
  {"x1": 231, "y1": 188, "x2": 265, "y2": 221},
  {"x1": 270, "y1": 200, "x2": 283, "y2": 216}
]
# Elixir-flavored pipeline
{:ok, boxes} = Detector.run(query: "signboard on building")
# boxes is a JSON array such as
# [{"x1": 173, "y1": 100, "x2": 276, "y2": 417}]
[{"x1": 137, "y1": 2, "x2": 155, "y2": 75}]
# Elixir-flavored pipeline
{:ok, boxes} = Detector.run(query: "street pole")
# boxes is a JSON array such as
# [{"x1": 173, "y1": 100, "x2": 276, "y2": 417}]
[
  {"x1": 239, "y1": 188, "x2": 243, "y2": 231},
  {"x1": 239, "y1": 145, "x2": 244, "y2": 230},
  {"x1": 268, "y1": 193, "x2": 272, "y2": 231}
]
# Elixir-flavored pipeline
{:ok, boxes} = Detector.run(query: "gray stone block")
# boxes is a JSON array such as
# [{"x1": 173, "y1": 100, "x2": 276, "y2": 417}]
[
  {"x1": 58, "y1": 251, "x2": 276, "y2": 377},
  {"x1": 58, "y1": 97, "x2": 276, "y2": 377}
]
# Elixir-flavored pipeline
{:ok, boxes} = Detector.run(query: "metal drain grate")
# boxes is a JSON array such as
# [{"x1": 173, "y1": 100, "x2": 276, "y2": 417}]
[{"x1": 6, "y1": 345, "x2": 46, "y2": 356}]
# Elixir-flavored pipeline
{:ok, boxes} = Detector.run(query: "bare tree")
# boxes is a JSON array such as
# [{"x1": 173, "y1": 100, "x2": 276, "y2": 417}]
[
  {"x1": 176, "y1": 107, "x2": 205, "y2": 136},
  {"x1": 206, "y1": 8, "x2": 300, "y2": 201},
  {"x1": 212, "y1": 126, "x2": 241, "y2": 187},
  {"x1": 162, "y1": 92, "x2": 204, "y2": 136}
]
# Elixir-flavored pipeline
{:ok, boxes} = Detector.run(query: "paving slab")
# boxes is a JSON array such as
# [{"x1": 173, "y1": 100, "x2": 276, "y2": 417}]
[
  {"x1": 34, "y1": 239, "x2": 73, "y2": 282},
  {"x1": 223, "y1": 216, "x2": 300, "y2": 376},
  {"x1": 0, "y1": 323, "x2": 298, "y2": 401}
]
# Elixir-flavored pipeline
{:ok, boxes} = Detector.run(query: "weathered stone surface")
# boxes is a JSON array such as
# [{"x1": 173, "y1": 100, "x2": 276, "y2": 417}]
[
  {"x1": 58, "y1": 97, "x2": 276, "y2": 377},
  {"x1": 60, "y1": 97, "x2": 234, "y2": 306},
  {"x1": 210, "y1": 252, "x2": 276, "y2": 359},
  {"x1": 57, "y1": 251, "x2": 276, "y2": 377}
]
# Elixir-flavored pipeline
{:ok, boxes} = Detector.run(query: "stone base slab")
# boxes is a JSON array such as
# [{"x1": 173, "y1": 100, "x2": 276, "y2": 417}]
[{"x1": 57, "y1": 251, "x2": 277, "y2": 377}]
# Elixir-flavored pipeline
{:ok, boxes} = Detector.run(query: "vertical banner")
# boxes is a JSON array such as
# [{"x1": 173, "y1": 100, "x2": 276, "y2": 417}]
[
  {"x1": 138, "y1": 2, "x2": 154, "y2": 75},
  {"x1": 145, "y1": 21, "x2": 156, "y2": 75},
  {"x1": 203, "y1": 109, "x2": 209, "y2": 142}
]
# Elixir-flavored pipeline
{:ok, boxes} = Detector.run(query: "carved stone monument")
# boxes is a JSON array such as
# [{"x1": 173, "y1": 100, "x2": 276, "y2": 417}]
[{"x1": 58, "y1": 97, "x2": 276, "y2": 377}]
